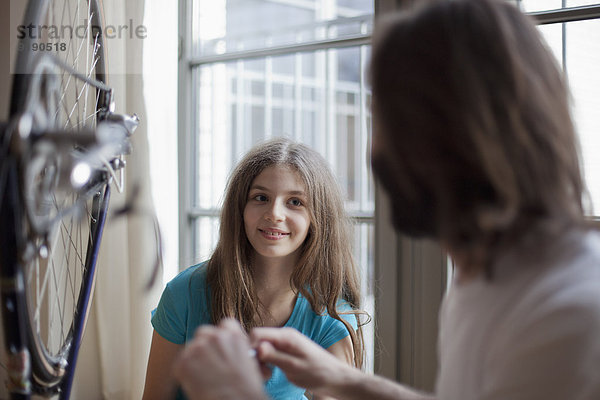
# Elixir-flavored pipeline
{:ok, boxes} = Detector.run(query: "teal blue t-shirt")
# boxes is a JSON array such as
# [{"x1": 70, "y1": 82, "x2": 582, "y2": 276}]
[{"x1": 151, "y1": 262, "x2": 358, "y2": 400}]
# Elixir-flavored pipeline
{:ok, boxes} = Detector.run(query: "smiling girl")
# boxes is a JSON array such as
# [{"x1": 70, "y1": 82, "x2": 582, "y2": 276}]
[{"x1": 142, "y1": 138, "x2": 366, "y2": 400}]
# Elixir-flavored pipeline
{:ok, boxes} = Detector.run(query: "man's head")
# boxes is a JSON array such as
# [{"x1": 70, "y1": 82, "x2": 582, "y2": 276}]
[{"x1": 369, "y1": 0, "x2": 586, "y2": 260}]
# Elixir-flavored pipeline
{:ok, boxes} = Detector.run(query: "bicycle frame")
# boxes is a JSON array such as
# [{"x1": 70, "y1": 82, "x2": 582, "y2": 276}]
[
  {"x1": 59, "y1": 184, "x2": 110, "y2": 400},
  {"x1": 0, "y1": 137, "x2": 32, "y2": 400}
]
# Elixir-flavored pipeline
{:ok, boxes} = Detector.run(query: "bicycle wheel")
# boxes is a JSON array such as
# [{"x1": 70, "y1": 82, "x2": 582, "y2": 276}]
[{"x1": 6, "y1": 0, "x2": 111, "y2": 395}]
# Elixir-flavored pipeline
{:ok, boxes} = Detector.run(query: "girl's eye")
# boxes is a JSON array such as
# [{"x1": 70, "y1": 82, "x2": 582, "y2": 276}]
[
  {"x1": 289, "y1": 198, "x2": 303, "y2": 207},
  {"x1": 253, "y1": 194, "x2": 268, "y2": 202}
]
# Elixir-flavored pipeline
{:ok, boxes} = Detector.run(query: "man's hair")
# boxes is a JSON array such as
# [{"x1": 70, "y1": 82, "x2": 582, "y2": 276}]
[{"x1": 369, "y1": 0, "x2": 589, "y2": 274}]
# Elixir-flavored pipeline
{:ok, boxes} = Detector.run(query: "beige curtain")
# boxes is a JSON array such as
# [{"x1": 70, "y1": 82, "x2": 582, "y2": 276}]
[{"x1": 70, "y1": 0, "x2": 164, "y2": 398}]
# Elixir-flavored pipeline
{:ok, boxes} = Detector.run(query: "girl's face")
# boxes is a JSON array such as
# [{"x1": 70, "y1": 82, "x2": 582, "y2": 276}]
[{"x1": 243, "y1": 165, "x2": 311, "y2": 264}]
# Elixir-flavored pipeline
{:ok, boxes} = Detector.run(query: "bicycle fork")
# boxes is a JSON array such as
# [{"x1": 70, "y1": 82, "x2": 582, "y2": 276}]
[{"x1": 0, "y1": 146, "x2": 33, "y2": 400}]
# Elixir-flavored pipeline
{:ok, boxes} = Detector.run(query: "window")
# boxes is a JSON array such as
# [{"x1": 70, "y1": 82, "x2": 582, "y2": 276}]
[
  {"x1": 179, "y1": 0, "x2": 376, "y2": 370},
  {"x1": 518, "y1": 0, "x2": 600, "y2": 11},
  {"x1": 178, "y1": 0, "x2": 600, "y2": 384},
  {"x1": 516, "y1": 1, "x2": 600, "y2": 216}
]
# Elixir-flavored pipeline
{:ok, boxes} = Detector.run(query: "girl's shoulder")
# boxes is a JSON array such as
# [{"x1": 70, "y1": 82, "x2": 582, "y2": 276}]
[
  {"x1": 161, "y1": 261, "x2": 212, "y2": 319},
  {"x1": 292, "y1": 293, "x2": 358, "y2": 328},
  {"x1": 165, "y1": 260, "x2": 210, "y2": 293},
  {"x1": 296, "y1": 288, "x2": 356, "y2": 313},
  {"x1": 290, "y1": 294, "x2": 358, "y2": 348}
]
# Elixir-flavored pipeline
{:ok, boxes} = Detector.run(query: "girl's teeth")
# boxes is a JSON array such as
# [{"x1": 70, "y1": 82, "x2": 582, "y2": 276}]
[{"x1": 263, "y1": 230, "x2": 285, "y2": 236}]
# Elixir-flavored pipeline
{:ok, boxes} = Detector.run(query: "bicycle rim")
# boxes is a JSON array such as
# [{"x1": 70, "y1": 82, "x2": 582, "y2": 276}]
[{"x1": 7, "y1": 0, "x2": 110, "y2": 393}]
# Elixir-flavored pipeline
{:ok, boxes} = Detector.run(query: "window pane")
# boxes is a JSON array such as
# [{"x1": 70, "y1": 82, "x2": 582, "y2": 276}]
[
  {"x1": 192, "y1": 65, "x2": 232, "y2": 209},
  {"x1": 537, "y1": 23, "x2": 564, "y2": 67},
  {"x1": 566, "y1": 0, "x2": 600, "y2": 5},
  {"x1": 191, "y1": 48, "x2": 373, "y2": 212},
  {"x1": 516, "y1": 0, "x2": 600, "y2": 12},
  {"x1": 517, "y1": 0, "x2": 563, "y2": 11},
  {"x1": 192, "y1": 0, "x2": 373, "y2": 57},
  {"x1": 272, "y1": 54, "x2": 296, "y2": 75},
  {"x1": 193, "y1": 216, "x2": 221, "y2": 262},
  {"x1": 565, "y1": 19, "x2": 600, "y2": 214},
  {"x1": 353, "y1": 221, "x2": 375, "y2": 372},
  {"x1": 537, "y1": 19, "x2": 600, "y2": 215}
]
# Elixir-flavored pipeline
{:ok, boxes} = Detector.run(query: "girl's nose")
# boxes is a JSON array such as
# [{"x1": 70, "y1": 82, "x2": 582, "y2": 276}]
[{"x1": 265, "y1": 200, "x2": 284, "y2": 222}]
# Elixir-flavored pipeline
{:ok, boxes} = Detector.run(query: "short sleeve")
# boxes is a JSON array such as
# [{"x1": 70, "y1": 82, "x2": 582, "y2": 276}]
[
  {"x1": 318, "y1": 300, "x2": 359, "y2": 349},
  {"x1": 481, "y1": 292, "x2": 600, "y2": 400},
  {"x1": 151, "y1": 282, "x2": 188, "y2": 344}
]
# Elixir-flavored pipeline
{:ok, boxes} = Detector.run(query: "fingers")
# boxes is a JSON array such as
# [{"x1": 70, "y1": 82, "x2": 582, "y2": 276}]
[
  {"x1": 251, "y1": 327, "x2": 311, "y2": 355},
  {"x1": 219, "y1": 317, "x2": 246, "y2": 333},
  {"x1": 258, "y1": 358, "x2": 273, "y2": 381},
  {"x1": 249, "y1": 327, "x2": 339, "y2": 394},
  {"x1": 176, "y1": 318, "x2": 252, "y2": 380},
  {"x1": 214, "y1": 320, "x2": 275, "y2": 381},
  {"x1": 173, "y1": 319, "x2": 267, "y2": 400},
  {"x1": 255, "y1": 340, "x2": 302, "y2": 370}
]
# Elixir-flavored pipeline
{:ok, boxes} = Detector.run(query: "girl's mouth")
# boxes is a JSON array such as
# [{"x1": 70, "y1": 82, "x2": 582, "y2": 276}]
[{"x1": 259, "y1": 229, "x2": 290, "y2": 240}]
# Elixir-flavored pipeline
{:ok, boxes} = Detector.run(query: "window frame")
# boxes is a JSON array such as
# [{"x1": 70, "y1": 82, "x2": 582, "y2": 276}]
[{"x1": 178, "y1": 0, "x2": 378, "y2": 368}]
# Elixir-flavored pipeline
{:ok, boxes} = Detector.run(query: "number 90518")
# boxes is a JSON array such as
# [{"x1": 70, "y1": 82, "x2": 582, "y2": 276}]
[{"x1": 32, "y1": 42, "x2": 67, "y2": 52}]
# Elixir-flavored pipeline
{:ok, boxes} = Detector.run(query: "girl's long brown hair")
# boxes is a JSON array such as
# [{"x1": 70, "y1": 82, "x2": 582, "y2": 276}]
[{"x1": 206, "y1": 137, "x2": 367, "y2": 367}]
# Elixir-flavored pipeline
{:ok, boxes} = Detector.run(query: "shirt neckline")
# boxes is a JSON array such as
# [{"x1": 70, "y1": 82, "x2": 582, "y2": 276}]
[{"x1": 283, "y1": 292, "x2": 302, "y2": 328}]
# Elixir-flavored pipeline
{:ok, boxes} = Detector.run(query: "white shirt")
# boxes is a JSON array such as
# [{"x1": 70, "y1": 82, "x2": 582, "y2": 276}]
[{"x1": 436, "y1": 229, "x2": 600, "y2": 400}]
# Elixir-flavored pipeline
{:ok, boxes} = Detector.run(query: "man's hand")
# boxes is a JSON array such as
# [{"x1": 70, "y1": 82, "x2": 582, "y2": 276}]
[
  {"x1": 251, "y1": 327, "x2": 357, "y2": 397},
  {"x1": 173, "y1": 319, "x2": 267, "y2": 400},
  {"x1": 252, "y1": 327, "x2": 436, "y2": 400}
]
